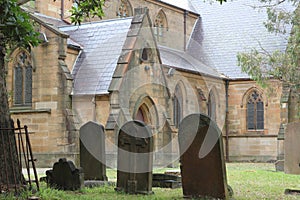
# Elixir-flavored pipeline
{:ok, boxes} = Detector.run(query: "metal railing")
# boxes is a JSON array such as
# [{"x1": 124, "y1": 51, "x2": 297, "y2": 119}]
[{"x1": 0, "y1": 119, "x2": 39, "y2": 194}]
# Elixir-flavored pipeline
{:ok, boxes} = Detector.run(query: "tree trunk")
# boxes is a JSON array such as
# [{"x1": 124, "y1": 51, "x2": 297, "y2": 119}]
[{"x1": 0, "y1": 38, "x2": 24, "y2": 191}]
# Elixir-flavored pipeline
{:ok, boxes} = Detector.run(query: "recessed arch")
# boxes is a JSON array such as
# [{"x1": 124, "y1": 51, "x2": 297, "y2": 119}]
[
  {"x1": 242, "y1": 87, "x2": 265, "y2": 130},
  {"x1": 173, "y1": 81, "x2": 187, "y2": 128},
  {"x1": 116, "y1": 0, "x2": 133, "y2": 18},
  {"x1": 9, "y1": 48, "x2": 33, "y2": 107},
  {"x1": 241, "y1": 87, "x2": 268, "y2": 108},
  {"x1": 133, "y1": 95, "x2": 159, "y2": 129},
  {"x1": 208, "y1": 88, "x2": 217, "y2": 121},
  {"x1": 153, "y1": 9, "x2": 168, "y2": 41}
]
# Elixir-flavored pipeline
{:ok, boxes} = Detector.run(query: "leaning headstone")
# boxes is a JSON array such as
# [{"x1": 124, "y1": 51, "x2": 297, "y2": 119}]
[
  {"x1": 80, "y1": 121, "x2": 107, "y2": 181},
  {"x1": 46, "y1": 158, "x2": 84, "y2": 190},
  {"x1": 178, "y1": 114, "x2": 229, "y2": 199},
  {"x1": 284, "y1": 122, "x2": 300, "y2": 174},
  {"x1": 115, "y1": 120, "x2": 153, "y2": 194}
]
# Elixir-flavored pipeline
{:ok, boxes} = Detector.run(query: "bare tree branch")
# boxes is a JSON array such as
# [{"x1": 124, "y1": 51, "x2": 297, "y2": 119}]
[{"x1": 246, "y1": 0, "x2": 287, "y2": 9}]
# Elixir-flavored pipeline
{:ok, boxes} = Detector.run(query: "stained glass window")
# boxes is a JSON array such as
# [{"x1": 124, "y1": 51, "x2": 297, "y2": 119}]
[
  {"x1": 154, "y1": 10, "x2": 167, "y2": 41},
  {"x1": 247, "y1": 90, "x2": 264, "y2": 130},
  {"x1": 117, "y1": 0, "x2": 132, "y2": 18},
  {"x1": 208, "y1": 91, "x2": 216, "y2": 121},
  {"x1": 174, "y1": 85, "x2": 183, "y2": 128},
  {"x1": 13, "y1": 51, "x2": 32, "y2": 106}
]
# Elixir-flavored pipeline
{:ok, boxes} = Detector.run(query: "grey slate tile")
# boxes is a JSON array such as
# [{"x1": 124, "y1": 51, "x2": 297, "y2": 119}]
[
  {"x1": 189, "y1": 0, "x2": 295, "y2": 79},
  {"x1": 59, "y1": 18, "x2": 133, "y2": 95}
]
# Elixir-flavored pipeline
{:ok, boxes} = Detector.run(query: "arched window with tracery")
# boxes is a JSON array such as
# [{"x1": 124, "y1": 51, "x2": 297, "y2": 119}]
[
  {"x1": 247, "y1": 90, "x2": 264, "y2": 130},
  {"x1": 208, "y1": 91, "x2": 216, "y2": 121},
  {"x1": 174, "y1": 84, "x2": 183, "y2": 128},
  {"x1": 13, "y1": 50, "x2": 33, "y2": 106},
  {"x1": 154, "y1": 10, "x2": 167, "y2": 41},
  {"x1": 116, "y1": 0, "x2": 133, "y2": 18}
]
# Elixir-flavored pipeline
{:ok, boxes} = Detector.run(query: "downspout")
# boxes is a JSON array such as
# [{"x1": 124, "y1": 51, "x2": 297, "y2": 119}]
[
  {"x1": 183, "y1": 10, "x2": 188, "y2": 51},
  {"x1": 61, "y1": 0, "x2": 64, "y2": 20},
  {"x1": 225, "y1": 79, "x2": 229, "y2": 161},
  {"x1": 92, "y1": 96, "x2": 96, "y2": 122}
]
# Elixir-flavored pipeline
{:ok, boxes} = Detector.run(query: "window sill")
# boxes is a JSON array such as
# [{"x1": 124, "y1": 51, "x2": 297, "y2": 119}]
[
  {"x1": 226, "y1": 132, "x2": 277, "y2": 138},
  {"x1": 10, "y1": 107, "x2": 51, "y2": 114}
]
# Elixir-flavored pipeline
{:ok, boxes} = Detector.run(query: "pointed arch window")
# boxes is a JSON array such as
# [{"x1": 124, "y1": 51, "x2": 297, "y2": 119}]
[
  {"x1": 116, "y1": 0, "x2": 133, "y2": 18},
  {"x1": 208, "y1": 91, "x2": 216, "y2": 121},
  {"x1": 247, "y1": 90, "x2": 264, "y2": 130},
  {"x1": 154, "y1": 10, "x2": 167, "y2": 41},
  {"x1": 13, "y1": 50, "x2": 32, "y2": 106},
  {"x1": 174, "y1": 85, "x2": 183, "y2": 128}
]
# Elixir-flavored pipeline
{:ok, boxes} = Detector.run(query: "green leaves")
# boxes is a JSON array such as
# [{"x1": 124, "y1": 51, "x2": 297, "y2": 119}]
[
  {"x1": 70, "y1": 0, "x2": 105, "y2": 25},
  {"x1": 238, "y1": 1, "x2": 300, "y2": 89},
  {"x1": 0, "y1": 0, "x2": 40, "y2": 49}
]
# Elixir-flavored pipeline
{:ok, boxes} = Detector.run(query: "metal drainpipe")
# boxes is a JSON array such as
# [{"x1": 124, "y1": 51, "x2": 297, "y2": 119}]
[
  {"x1": 225, "y1": 79, "x2": 229, "y2": 161},
  {"x1": 61, "y1": 0, "x2": 64, "y2": 20},
  {"x1": 184, "y1": 10, "x2": 188, "y2": 51}
]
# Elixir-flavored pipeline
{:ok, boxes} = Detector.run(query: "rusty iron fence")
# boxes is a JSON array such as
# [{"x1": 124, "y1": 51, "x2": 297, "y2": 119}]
[{"x1": 0, "y1": 119, "x2": 39, "y2": 194}]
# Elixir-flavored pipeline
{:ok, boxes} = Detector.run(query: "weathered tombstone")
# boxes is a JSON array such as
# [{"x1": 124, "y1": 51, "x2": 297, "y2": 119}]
[
  {"x1": 178, "y1": 113, "x2": 229, "y2": 199},
  {"x1": 152, "y1": 173, "x2": 181, "y2": 189},
  {"x1": 115, "y1": 120, "x2": 153, "y2": 194},
  {"x1": 80, "y1": 121, "x2": 107, "y2": 181},
  {"x1": 46, "y1": 158, "x2": 84, "y2": 190},
  {"x1": 284, "y1": 122, "x2": 300, "y2": 174}
]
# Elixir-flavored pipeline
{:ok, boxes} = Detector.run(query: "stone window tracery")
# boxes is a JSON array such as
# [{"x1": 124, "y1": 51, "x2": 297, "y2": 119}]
[
  {"x1": 154, "y1": 10, "x2": 167, "y2": 41},
  {"x1": 13, "y1": 50, "x2": 32, "y2": 106},
  {"x1": 116, "y1": 0, "x2": 133, "y2": 18},
  {"x1": 247, "y1": 90, "x2": 264, "y2": 130}
]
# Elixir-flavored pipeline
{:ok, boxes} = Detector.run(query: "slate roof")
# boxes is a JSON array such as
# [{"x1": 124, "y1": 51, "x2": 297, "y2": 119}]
[
  {"x1": 159, "y1": 0, "x2": 199, "y2": 15},
  {"x1": 32, "y1": 12, "x2": 69, "y2": 27},
  {"x1": 189, "y1": 0, "x2": 295, "y2": 79},
  {"x1": 159, "y1": 46, "x2": 222, "y2": 78},
  {"x1": 59, "y1": 18, "x2": 132, "y2": 95}
]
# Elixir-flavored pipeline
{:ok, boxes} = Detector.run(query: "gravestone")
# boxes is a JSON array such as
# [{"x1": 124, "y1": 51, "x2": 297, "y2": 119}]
[
  {"x1": 80, "y1": 121, "x2": 107, "y2": 181},
  {"x1": 178, "y1": 113, "x2": 229, "y2": 199},
  {"x1": 115, "y1": 120, "x2": 153, "y2": 194},
  {"x1": 46, "y1": 158, "x2": 84, "y2": 190},
  {"x1": 152, "y1": 173, "x2": 181, "y2": 189},
  {"x1": 284, "y1": 122, "x2": 300, "y2": 174}
]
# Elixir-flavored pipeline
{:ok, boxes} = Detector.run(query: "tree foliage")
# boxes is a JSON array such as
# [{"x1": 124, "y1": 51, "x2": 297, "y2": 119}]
[
  {"x1": 69, "y1": 0, "x2": 105, "y2": 25},
  {"x1": 237, "y1": 0, "x2": 300, "y2": 88},
  {"x1": 69, "y1": 0, "x2": 227, "y2": 25},
  {"x1": 0, "y1": 0, "x2": 40, "y2": 48}
]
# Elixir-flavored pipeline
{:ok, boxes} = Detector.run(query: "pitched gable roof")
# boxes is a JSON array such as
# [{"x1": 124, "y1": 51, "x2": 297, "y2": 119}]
[
  {"x1": 189, "y1": 0, "x2": 294, "y2": 79},
  {"x1": 59, "y1": 18, "x2": 132, "y2": 95}
]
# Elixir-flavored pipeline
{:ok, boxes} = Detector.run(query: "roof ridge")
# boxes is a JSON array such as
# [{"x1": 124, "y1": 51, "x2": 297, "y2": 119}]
[{"x1": 59, "y1": 17, "x2": 133, "y2": 29}]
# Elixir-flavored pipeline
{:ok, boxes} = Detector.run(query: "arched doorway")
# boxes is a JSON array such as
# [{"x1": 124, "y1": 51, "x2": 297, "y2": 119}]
[{"x1": 135, "y1": 103, "x2": 151, "y2": 125}]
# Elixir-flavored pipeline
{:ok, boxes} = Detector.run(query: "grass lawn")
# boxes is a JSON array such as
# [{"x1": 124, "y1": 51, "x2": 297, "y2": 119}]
[{"x1": 1, "y1": 163, "x2": 300, "y2": 199}]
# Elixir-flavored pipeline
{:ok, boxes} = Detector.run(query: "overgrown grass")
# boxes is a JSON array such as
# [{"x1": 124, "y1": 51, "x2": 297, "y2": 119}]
[{"x1": 1, "y1": 163, "x2": 300, "y2": 199}]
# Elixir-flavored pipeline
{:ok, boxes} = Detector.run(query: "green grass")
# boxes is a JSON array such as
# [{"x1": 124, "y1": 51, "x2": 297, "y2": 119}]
[
  {"x1": 226, "y1": 163, "x2": 300, "y2": 200},
  {"x1": 1, "y1": 163, "x2": 300, "y2": 199}
]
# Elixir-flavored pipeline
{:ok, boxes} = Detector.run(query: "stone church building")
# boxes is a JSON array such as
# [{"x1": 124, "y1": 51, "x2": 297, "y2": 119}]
[{"x1": 6, "y1": 0, "x2": 289, "y2": 167}]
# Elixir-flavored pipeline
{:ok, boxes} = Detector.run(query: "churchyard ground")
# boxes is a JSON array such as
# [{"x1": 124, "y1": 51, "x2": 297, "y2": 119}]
[{"x1": 1, "y1": 162, "x2": 300, "y2": 200}]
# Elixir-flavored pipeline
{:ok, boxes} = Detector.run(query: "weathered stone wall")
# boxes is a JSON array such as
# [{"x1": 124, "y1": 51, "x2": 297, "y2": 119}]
[
  {"x1": 35, "y1": 0, "x2": 73, "y2": 21},
  {"x1": 103, "y1": 0, "x2": 198, "y2": 51},
  {"x1": 226, "y1": 80, "x2": 282, "y2": 161},
  {"x1": 228, "y1": 136, "x2": 277, "y2": 161},
  {"x1": 7, "y1": 24, "x2": 78, "y2": 167}
]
